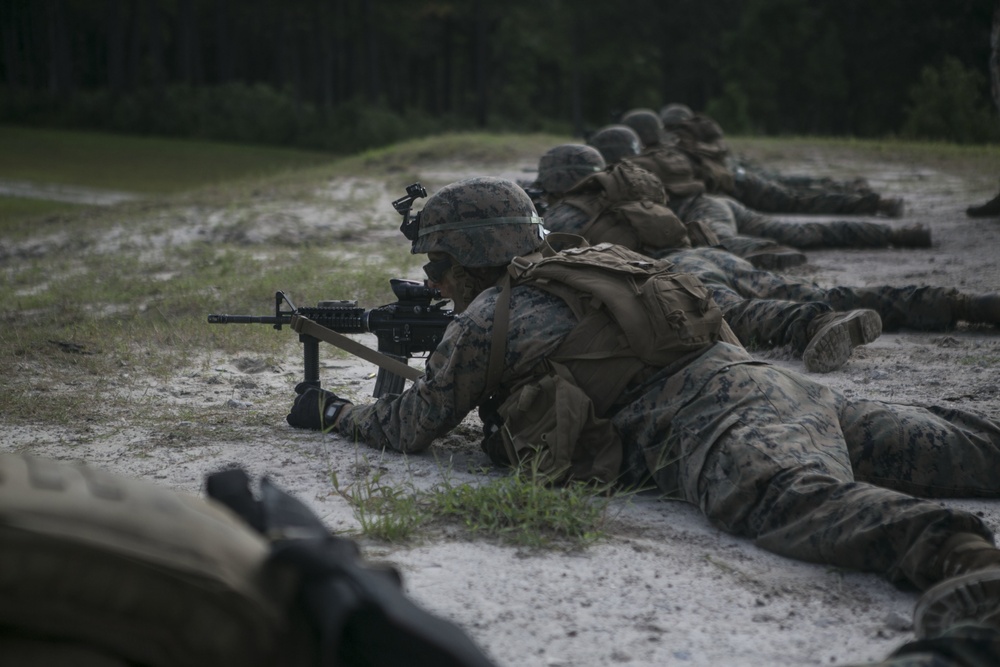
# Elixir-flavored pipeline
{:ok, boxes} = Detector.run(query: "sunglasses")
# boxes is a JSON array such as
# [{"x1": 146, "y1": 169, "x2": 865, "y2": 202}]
[{"x1": 423, "y1": 256, "x2": 454, "y2": 283}]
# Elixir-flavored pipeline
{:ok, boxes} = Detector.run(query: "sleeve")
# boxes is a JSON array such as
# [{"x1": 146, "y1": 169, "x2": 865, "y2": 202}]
[{"x1": 334, "y1": 302, "x2": 496, "y2": 454}]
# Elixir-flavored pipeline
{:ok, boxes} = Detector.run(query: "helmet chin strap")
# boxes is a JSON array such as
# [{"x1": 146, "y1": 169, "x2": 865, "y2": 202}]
[{"x1": 449, "y1": 265, "x2": 505, "y2": 313}]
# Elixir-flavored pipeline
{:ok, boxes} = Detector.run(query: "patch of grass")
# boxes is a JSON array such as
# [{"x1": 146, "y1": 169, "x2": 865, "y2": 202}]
[
  {"x1": 0, "y1": 195, "x2": 85, "y2": 225},
  {"x1": 0, "y1": 124, "x2": 337, "y2": 194},
  {"x1": 333, "y1": 460, "x2": 614, "y2": 549},
  {"x1": 430, "y1": 470, "x2": 613, "y2": 548}
]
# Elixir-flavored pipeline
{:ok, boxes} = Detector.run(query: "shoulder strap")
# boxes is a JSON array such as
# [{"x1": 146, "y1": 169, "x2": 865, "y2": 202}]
[{"x1": 485, "y1": 273, "x2": 512, "y2": 391}]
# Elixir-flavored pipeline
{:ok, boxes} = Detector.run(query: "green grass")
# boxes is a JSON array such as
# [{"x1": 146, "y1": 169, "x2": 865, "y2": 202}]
[
  {"x1": 0, "y1": 195, "x2": 85, "y2": 223},
  {"x1": 0, "y1": 125, "x2": 337, "y2": 194},
  {"x1": 333, "y1": 463, "x2": 614, "y2": 548}
]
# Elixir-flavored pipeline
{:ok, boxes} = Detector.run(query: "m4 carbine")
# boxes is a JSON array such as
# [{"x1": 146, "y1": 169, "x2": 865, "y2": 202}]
[{"x1": 208, "y1": 278, "x2": 453, "y2": 397}]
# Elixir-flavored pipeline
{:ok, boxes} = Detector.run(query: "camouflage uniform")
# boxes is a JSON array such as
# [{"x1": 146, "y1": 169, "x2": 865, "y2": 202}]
[
  {"x1": 620, "y1": 146, "x2": 902, "y2": 250},
  {"x1": 729, "y1": 155, "x2": 873, "y2": 195},
  {"x1": 546, "y1": 199, "x2": 956, "y2": 354},
  {"x1": 729, "y1": 166, "x2": 886, "y2": 215},
  {"x1": 672, "y1": 191, "x2": 900, "y2": 249},
  {"x1": 843, "y1": 623, "x2": 1000, "y2": 667},
  {"x1": 661, "y1": 110, "x2": 891, "y2": 216},
  {"x1": 667, "y1": 247, "x2": 963, "y2": 353},
  {"x1": 337, "y1": 280, "x2": 1000, "y2": 591}
]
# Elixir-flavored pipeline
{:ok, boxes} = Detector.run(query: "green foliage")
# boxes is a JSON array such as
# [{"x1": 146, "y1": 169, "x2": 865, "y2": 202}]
[
  {"x1": 0, "y1": 125, "x2": 334, "y2": 193},
  {"x1": 901, "y1": 57, "x2": 1000, "y2": 144},
  {"x1": 0, "y1": 85, "x2": 455, "y2": 154},
  {"x1": 705, "y1": 82, "x2": 754, "y2": 135},
  {"x1": 333, "y1": 460, "x2": 613, "y2": 548},
  {"x1": 429, "y1": 469, "x2": 612, "y2": 548},
  {"x1": 719, "y1": 0, "x2": 849, "y2": 134}
]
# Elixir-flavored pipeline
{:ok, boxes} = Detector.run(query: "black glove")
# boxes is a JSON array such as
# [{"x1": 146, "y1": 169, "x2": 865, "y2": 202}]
[{"x1": 286, "y1": 382, "x2": 352, "y2": 431}]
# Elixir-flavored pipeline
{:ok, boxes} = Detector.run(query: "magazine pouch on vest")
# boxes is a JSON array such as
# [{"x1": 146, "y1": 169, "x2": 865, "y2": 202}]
[
  {"x1": 0, "y1": 453, "x2": 293, "y2": 667},
  {"x1": 483, "y1": 238, "x2": 726, "y2": 484},
  {"x1": 512, "y1": 243, "x2": 724, "y2": 367},
  {"x1": 493, "y1": 360, "x2": 623, "y2": 485},
  {"x1": 562, "y1": 162, "x2": 691, "y2": 253}
]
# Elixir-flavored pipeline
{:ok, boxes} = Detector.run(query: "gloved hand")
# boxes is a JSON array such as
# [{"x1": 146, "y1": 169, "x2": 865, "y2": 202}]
[{"x1": 286, "y1": 382, "x2": 352, "y2": 431}]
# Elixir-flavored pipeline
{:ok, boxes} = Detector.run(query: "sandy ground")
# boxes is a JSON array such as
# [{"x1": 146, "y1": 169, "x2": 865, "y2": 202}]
[{"x1": 4, "y1": 142, "x2": 1000, "y2": 667}]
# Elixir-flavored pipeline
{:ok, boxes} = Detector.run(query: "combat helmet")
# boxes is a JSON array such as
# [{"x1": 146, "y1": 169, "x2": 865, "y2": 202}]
[
  {"x1": 659, "y1": 103, "x2": 694, "y2": 127},
  {"x1": 537, "y1": 144, "x2": 606, "y2": 197},
  {"x1": 587, "y1": 125, "x2": 642, "y2": 165},
  {"x1": 621, "y1": 108, "x2": 666, "y2": 147},
  {"x1": 409, "y1": 177, "x2": 544, "y2": 268}
]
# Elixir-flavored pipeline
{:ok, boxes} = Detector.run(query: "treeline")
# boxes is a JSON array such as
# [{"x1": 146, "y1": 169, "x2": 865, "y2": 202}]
[{"x1": 1, "y1": 0, "x2": 997, "y2": 152}]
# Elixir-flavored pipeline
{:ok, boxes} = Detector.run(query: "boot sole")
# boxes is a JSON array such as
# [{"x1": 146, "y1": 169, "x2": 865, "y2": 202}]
[
  {"x1": 802, "y1": 310, "x2": 882, "y2": 373},
  {"x1": 914, "y1": 569, "x2": 1000, "y2": 639}
]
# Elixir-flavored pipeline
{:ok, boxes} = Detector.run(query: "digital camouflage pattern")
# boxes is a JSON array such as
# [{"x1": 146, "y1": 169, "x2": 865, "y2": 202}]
[
  {"x1": 623, "y1": 145, "x2": 706, "y2": 198},
  {"x1": 661, "y1": 113, "x2": 734, "y2": 193},
  {"x1": 411, "y1": 177, "x2": 544, "y2": 267},
  {"x1": 843, "y1": 623, "x2": 1000, "y2": 667},
  {"x1": 620, "y1": 109, "x2": 666, "y2": 147},
  {"x1": 536, "y1": 144, "x2": 605, "y2": 197},
  {"x1": 653, "y1": 105, "x2": 898, "y2": 215},
  {"x1": 667, "y1": 247, "x2": 966, "y2": 352},
  {"x1": 659, "y1": 103, "x2": 694, "y2": 126},
  {"x1": 587, "y1": 125, "x2": 643, "y2": 166},
  {"x1": 672, "y1": 192, "x2": 904, "y2": 249},
  {"x1": 337, "y1": 282, "x2": 1000, "y2": 591},
  {"x1": 544, "y1": 200, "x2": 960, "y2": 355},
  {"x1": 730, "y1": 165, "x2": 888, "y2": 215}
]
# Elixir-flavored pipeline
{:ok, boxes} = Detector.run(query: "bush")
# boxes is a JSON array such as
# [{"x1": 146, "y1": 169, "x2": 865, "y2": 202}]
[
  {"x1": 0, "y1": 84, "x2": 452, "y2": 153},
  {"x1": 901, "y1": 57, "x2": 1000, "y2": 144},
  {"x1": 705, "y1": 82, "x2": 754, "y2": 135}
]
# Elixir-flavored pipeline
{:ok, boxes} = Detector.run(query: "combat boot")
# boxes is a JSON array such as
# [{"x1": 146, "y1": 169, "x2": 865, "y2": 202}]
[
  {"x1": 967, "y1": 294, "x2": 1000, "y2": 326},
  {"x1": 889, "y1": 224, "x2": 932, "y2": 248},
  {"x1": 914, "y1": 533, "x2": 1000, "y2": 639},
  {"x1": 877, "y1": 197, "x2": 906, "y2": 218},
  {"x1": 801, "y1": 309, "x2": 882, "y2": 373},
  {"x1": 743, "y1": 245, "x2": 808, "y2": 270},
  {"x1": 966, "y1": 191, "x2": 1000, "y2": 218}
]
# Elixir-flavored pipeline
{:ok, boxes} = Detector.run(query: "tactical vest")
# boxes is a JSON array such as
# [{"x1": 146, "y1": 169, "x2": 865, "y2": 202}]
[
  {"x1": 669, "y1": 126, "x2": 734, "y2": 195},
  {"x1": 624, "y1": 147, "x2": 707, "y2": 199},
  {"x1": 559, "y1": 161, "x2": 692, "y2": 254},
  {"x1": 483, "y1": 238, "x2": 733, "y2": 484}
]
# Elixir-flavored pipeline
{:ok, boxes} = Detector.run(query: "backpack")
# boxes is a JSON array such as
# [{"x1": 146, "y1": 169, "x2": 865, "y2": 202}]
[
  {"x1": 625, "y1": 147, "x2": 707, "y2": 199},
  {"x1": 0, "y1": 454, "x2": 292, "y2": 667},
  {"x1": 559, "y1": 161, "x2": 692, "y2": 253},
  {"x1": 482, "y1": 238, "x2": 729, "y2": 484}
]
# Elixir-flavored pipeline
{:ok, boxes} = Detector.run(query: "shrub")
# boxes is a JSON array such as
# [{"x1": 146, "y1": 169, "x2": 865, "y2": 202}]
[{"x1": 901, "y1": 56, "x2": 1000, "y2": 144}]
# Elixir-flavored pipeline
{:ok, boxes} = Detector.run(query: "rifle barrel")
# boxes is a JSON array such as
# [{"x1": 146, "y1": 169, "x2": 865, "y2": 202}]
[{"x1": 207, "y1": 314, "x2": 287, "y2": 324}]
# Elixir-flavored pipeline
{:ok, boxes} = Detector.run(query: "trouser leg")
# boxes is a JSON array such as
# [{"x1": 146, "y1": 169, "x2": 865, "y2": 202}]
[
  {"x1": 714, "y1": 290, "x2": 831, "y2": 352},
  {"x1": 841, "y1": 400, "x2": 1000, "y2": 499},
  {"x1": 824, "y1": 286, "x2": 962, "y2": 330},
  {"x1": 731, "y1": 171, "x2": 882, "y2": 215},
  {"x1": 686, "y1": 364, "x2": 992, "y2": 590},
  {"x1": 730, "y1": 197, "x2": 894, "y2": 248}
]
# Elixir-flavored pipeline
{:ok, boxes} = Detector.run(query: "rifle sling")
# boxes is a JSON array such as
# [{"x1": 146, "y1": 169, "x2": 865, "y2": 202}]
[
  {"x1": 290, "y1": 315, "x2": 423, "y2": 382},
  {"x1": 486, "y1": 275, "x2": 512, "y2": 391}
]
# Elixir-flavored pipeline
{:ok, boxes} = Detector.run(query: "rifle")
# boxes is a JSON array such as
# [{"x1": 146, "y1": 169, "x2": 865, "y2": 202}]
[
  {"x1": 515, "y1": 178, "x2": 548, "y2": 215},
  {"x1": 208, "y1": 278, "x2": 453, "y2": 397}
]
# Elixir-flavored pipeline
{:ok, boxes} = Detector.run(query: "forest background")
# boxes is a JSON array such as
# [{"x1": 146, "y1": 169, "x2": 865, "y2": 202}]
[{"x1": 2, "y1": 0, "x2": 998, "y2": 153}]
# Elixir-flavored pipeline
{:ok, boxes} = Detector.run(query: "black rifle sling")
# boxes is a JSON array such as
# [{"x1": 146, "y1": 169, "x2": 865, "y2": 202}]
[{"x1": 290, "y1": 314, "x2": 422, "y2": 381}]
